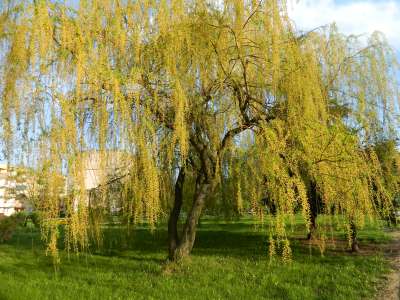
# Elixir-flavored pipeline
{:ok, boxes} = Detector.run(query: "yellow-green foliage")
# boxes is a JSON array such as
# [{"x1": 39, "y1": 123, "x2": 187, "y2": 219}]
[{"x1": 0, "y1": 0, "x2": 398, "y2": 262}]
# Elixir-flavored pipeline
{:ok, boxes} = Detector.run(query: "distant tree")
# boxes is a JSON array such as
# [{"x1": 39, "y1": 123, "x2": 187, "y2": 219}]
[
  {"x1": 0, "y1": 0, "x2": 398, "y2": 262},
  {"x1": 371, "y1": 139, "x2": 400, "y2": 225}
]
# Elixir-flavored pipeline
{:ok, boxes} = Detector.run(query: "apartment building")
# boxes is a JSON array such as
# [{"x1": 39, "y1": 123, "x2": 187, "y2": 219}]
[
  {"x1": 67, "y1": 151, "x2": 132, "y2": 213},
  {"x1": 0, "y1": 164, "x2": 32, "y2": 216}
]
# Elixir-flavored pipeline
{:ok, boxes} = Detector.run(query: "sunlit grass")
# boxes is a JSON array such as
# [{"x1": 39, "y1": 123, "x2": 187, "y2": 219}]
[{"x1": 0, "y1": 216, "x2": 391, "y2": 300}]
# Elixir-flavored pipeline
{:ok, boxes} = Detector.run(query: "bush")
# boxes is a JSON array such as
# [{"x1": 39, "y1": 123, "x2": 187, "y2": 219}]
[
  {"x1": 28, "y1": 212, "x2": 41, "y2": 228},
  {"x1": 0, "y1": 213, "x2": 27, "y2": 243},
  {"x1": 394, "y1": 195, "x2": 400, "y2": 209},
  {"x1": 14, "y1": 212, "x2": 28, "y2": 224}
]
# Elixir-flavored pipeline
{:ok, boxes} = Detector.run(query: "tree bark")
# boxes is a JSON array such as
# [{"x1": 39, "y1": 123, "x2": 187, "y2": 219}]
[
  {"x1": 350, "y1": 221, "x2": 359, "y2": 252},
  {"x1": 307, "y1": 181, "x2": 319, "y2": 240},
  {"x1": 307, "y1": 212, "x2": 317, "y2": 240},
  {"x1": 168, "y1": 167, "x2": 185, "y2": 260},
  {"x1": 170, "y1": 176, "x2": 214, "y2": 261},
  {"x1": 387, "y1": 210, "x2": 397, "y2": 227}
]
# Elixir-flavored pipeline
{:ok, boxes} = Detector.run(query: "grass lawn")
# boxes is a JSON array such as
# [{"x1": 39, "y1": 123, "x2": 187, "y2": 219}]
[{"x1": 0, "y1": 216, "x2": 392, "y2": 300}]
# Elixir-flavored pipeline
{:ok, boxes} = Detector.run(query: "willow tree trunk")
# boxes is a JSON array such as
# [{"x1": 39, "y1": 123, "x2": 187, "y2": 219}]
[
  {"x1": 307, "y1": 181, "x2": 319, "y2": 240},
  {"x1": 307, "y1": 212, "x2": 317, "y2": 240},
  {"x1": 350, "y1": 221, "x2": 359, "y2": 252},
  {"x1": 168, "y1": 167, "x2": 185, "y2": 259},
  {"x1": 168, "y1": 173, "x2": 214, "y2": 261}
]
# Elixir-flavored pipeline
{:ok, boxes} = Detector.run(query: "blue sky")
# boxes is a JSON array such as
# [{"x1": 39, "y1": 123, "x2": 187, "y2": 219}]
[
  {"x1": 66, "y1": 0, "x2": 400, "y2": 53},
  {"x1": 288, "y1": 0, "x2": 400, "y2": 54}
]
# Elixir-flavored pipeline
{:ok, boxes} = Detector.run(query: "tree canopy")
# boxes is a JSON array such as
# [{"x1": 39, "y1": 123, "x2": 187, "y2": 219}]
[{"x1": 0, "y1": 0, "x2": 399, "y2": 262}]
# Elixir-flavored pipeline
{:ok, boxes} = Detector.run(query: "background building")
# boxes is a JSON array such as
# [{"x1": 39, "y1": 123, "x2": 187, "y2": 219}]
[
  {"x1": 0, "y1": 164, "x2": 32, "y2": 216},
  {"x1": 67, "y1": 151, "x2": 132, "y2": 214}
]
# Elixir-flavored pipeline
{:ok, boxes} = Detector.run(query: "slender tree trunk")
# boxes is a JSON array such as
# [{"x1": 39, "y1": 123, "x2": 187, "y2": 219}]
[
  {"x1": 307, "y1": 212, "x2": 317, "y2": 240},
  {"x1": 388, "y1": 209, "x2": 397, "y2": 227},
  {"x1": 168, "y1": 167, "x2": 185, "y2": 260},
  {"x1": 307, "y1": 181, "x2": 319, "y2": 240},
  {"x1": 350, "y1": 221, "x2": 359, "y2": 252}
]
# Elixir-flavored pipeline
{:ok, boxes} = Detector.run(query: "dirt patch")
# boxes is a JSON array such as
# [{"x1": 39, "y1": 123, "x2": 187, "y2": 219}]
[{"x1": 376, "y1": 230, "x2": 400, "y2": 300}]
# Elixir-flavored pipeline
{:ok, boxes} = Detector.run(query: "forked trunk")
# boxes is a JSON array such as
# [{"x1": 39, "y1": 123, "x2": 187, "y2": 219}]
[
  {"x1": 172, "y1": 181, "x2": 212, "y2": 261},
  {"x1": 168, "y1": 170, "x2": 214, "y2": 262}
]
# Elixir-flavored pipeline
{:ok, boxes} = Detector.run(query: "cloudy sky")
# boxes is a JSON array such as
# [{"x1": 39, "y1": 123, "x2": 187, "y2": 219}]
[{"x1": 287, "y1": 0, "x2": 400, "y2": 52}]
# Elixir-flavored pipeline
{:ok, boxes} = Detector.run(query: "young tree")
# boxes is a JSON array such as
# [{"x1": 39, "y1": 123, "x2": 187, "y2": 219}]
[{"x1": 0, "y1": 0, "x2": 398, "y2": 261}]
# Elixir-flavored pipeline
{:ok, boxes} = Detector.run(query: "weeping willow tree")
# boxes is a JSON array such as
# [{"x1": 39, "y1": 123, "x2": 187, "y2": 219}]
[
  {"x1": 0, "y1": 0, "x2": 398, "y2": 262},
  {"x1": 372, "y1": 139, "x2": 400, "y2": 226}
]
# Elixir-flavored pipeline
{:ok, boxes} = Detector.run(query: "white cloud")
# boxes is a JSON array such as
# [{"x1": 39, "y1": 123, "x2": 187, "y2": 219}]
[{"x1": 287, "y1": 0, "x2": 400, "y2": 51}]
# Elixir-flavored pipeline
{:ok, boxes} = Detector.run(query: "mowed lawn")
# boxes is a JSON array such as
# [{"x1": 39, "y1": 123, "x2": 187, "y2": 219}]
[{"x1": 0, "y1": 216, "x2": 392, "y2": 300}]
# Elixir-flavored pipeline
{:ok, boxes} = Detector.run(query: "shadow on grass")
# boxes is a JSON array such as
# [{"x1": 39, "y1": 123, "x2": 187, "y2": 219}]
[
  {"x1": 1, "y1": 220, "x2": 390, "y2": 265},
  {"x1": 0, "y1": 219, "x2": 391, "y2": 300}
]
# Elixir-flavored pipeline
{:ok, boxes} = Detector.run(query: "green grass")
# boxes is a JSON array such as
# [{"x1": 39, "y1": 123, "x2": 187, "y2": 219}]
[{"x1": 0, "y1": 216, "x2": 392, "y2": 300}]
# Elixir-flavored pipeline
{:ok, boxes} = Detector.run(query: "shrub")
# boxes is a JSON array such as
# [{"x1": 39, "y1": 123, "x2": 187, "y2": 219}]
[
  {"x1": 0, "y1": 213, "x2": 27, "y2": 243},
  {"x1": 28, "y1": 212, "x2": 41, "y2": 228}
]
